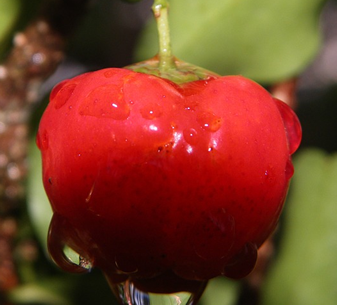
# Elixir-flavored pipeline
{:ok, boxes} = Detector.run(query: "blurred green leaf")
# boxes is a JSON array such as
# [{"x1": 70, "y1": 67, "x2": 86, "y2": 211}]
[
  {"x1": 27, "y1": 138, "x2": 53, "y2": 254},
  {"x1": 261, "y1": 149, "x2": 337, "y2": 305},
  {"x1": 135, "y1": 0, "x2": 326, "y2": 83},
  {"x1": 9, "y1": 283, "x2": 71, "y2": 305},
  {"x1": 0, "y1": 0, "x2": 21, "y2": 56},
  {"x1": 199, "y1": 277, "x2": 238, "y2": 305}
]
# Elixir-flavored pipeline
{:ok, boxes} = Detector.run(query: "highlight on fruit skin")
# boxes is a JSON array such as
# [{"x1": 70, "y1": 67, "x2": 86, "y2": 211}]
[{"x1": 37, "y1": 66, "x2": 301, "y2": 295}]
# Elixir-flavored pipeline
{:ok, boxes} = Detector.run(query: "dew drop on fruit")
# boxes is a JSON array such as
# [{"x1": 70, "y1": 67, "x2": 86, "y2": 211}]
[
  {"x1": 36, "y1": 130, "x2": 49, "y2": 151},
  {"x1": 196, "y1": 111, "x2": 222, "y2": 132},
  {"x1": 51, "y1": 81, "x2": 77, "y2": 110},
  {"x1": 273, "y1": 98, "x2": 302, "y2": 154},
  {"x1": 140, "y1": 103, "x2": 163, "y2": 120},
  {"x1": 104, "y1": 69, "x2": 117, "y2": 78},
  {"x1": 79, "y1": 84, "x2": 130, "y2": 120},
  {"x1": 183, "y1": 128, "x2": 198, "y2": 146},
  {"x1": 285, "y1": 158, "x2": 294, "y2": 179}
]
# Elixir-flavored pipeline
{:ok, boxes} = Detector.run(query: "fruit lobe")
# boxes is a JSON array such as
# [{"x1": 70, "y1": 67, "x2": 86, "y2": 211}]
[{"x1": 37, "y1": 67, "x2": 301, "y2": 292}]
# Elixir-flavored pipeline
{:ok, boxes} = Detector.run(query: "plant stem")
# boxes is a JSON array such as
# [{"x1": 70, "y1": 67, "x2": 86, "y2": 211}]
[{"x1": 152, "y1": 0, "x2": 176, "y2": 71}]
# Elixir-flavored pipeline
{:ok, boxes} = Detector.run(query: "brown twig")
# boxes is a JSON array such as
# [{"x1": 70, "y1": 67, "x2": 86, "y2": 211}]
[
  {"x1": 270, "y1": 77, "x2": 299, "y2": 109},
  {"x1": 0, "y1": 0, "x2": 91, "y2": 298}
]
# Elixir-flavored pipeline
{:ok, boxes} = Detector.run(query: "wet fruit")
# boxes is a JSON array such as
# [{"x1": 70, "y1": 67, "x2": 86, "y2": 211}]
[{"x1": 37, "y1": 67, "x2": 301, "y2": 293}]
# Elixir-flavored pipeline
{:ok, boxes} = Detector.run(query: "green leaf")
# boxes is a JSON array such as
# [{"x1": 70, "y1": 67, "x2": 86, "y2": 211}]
[
  {"x1": 135, "y1": 0, "x2": 326, "y2": 83},
  {"x1": 9, "y1": 283, "x2": 71, "y2": 305},
  {"x1": 27, "y1": 137, "x2": 53, "y2": 253},
  {"x1": 199, "y1": 277, "x2": 239, "y2": 305},
  {"x1": 261, "y1": 149, "x2": 337, "y2": 305},
  {"x1": 0, "y1": 0, "x2": 21, "y2": 56}
]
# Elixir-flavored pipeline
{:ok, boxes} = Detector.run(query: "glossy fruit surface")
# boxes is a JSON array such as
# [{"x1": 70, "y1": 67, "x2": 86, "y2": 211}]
[{"x1": 37, "y1": 68, "x2": 301, "y2": 292}]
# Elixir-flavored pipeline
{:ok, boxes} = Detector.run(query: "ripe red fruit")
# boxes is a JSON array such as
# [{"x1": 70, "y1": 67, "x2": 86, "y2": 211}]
[{"x1": 37, "y1": 68, "x2": 301, "y2": 293}]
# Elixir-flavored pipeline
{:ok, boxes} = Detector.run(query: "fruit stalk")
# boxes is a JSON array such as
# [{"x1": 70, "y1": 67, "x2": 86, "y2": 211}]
[
  {"x1": 126, "y1": 0, "x2": 219, "y2": 83},
  {"x1": 152, "y1": 0, "x2": 176, "y2": 71}
]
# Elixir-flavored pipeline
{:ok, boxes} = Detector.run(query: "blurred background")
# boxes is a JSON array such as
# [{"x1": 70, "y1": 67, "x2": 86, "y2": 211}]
[{"x1": 0, "y1": 0, "x2": 337, "y2": 304}]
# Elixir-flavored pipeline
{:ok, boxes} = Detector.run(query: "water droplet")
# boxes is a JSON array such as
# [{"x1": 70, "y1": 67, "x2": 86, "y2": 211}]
[
  {"x1": 48, "y1": 213, "x2": 91, "y2": 274},
  {"x1": 112, "y1": 280, "x2": 150, "y2": 304},
  {"x1": 196, "y1": 111, "x2": 222, "y2": 132},
  {"x1": 183, "y1": 128, "x2": 198, "y2": 146},
  {"x1": 79, "y1": 84, "x2": 130, "y2": 120},
  {"x1": 140, "y1": 103, "x2": 163, "y2": 120},
  {"x1": 184, "y1": 99, "x2": 199, "y2": 111},
  {"x1": 114, "y1": 254, "x2": 139, "y2": 274},
  {"x1": 223, "y1": 242, "x2": 258, "y2": 279},
  {"x1": 79, "y1": 256, "x2": 93, "y2": 271},
  {"x1": 180, "y1": 79, "x2": 210, "y2": 97},
  {"x1": 36, "y1": 130, "x2": 49, "y2": 150},
  {"x1": 109, "y1": 278, "x2": 207, "y2": 305},
  {"x1": 273, "y1": 98, "x2": 302, "y2": 154},
  {"x1": 51, "y1": 81, "x2": 77, "y2": 110},
  {"x1": 285, "y1": 158, "x2": 294, "y2": 179},
  {"x1": 104, "y1": 69, "x2": 117, "y2": 78}
]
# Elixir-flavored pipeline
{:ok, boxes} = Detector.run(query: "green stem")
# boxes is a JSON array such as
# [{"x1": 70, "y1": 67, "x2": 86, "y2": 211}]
[
  {"x1": 152, "y1": 0, "x2": 176, "y2": 71},
  {"x1": 125, "y1": 0, "x2": 220, "y2": 83}
]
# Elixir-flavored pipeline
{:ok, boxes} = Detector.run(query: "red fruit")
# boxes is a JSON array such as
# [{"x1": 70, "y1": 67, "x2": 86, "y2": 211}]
[{"x1": 37, "y1": 68, "x2": 301, "y2": 292}]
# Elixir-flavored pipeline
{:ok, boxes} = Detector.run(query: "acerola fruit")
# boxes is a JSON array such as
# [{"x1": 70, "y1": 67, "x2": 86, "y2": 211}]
[{"x1": 37, "y1": 68, "x2": 301, "y2": 293}]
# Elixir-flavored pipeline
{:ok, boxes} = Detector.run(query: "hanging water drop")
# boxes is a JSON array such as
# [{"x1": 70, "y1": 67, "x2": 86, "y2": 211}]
[
  {"x1": 48, "y1": 213, "x2": 92, "y2": 274},
  {"x1": 273, "y1": 98, "x2": 302, "y2": 154},
  {"x1": 223, "y1": 242, "x2": 258, "y2": 279},
  {"x1": 79, "y1": 256, "x2": 93, "y2": 271},
  {"x1": 108, "y1": 279, "x2": 206, "y2": 305}
]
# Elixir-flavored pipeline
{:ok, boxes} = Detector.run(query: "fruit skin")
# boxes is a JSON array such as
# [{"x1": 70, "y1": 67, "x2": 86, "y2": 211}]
[{"x1": 37, "y1": 68, "x2": 301, "y2": 290}]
